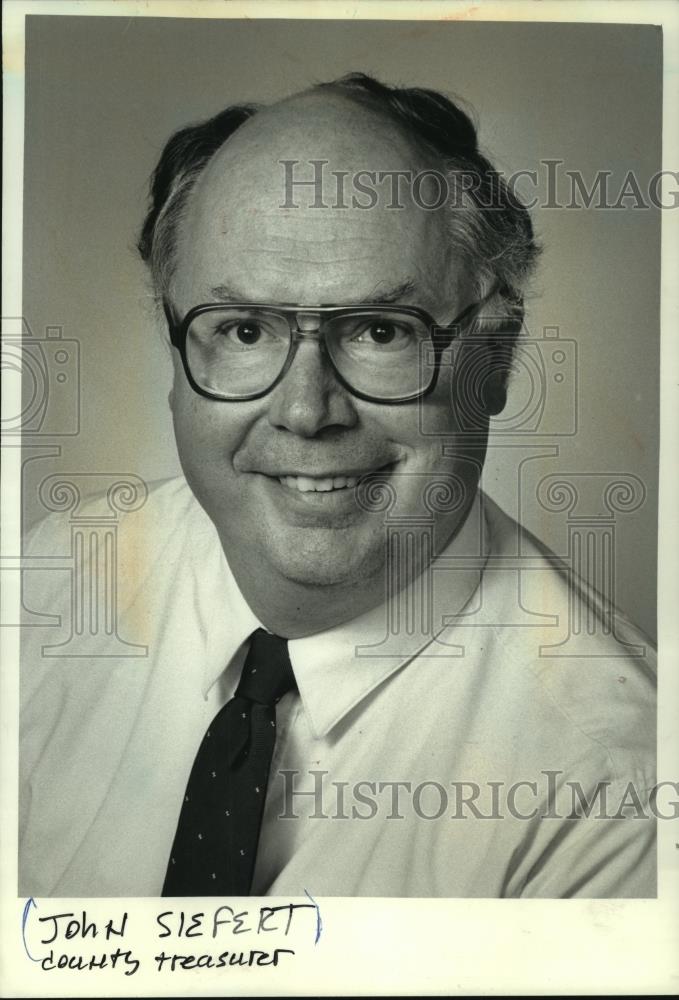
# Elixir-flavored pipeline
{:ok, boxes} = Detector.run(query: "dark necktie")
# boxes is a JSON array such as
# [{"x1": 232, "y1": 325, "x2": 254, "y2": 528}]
[{"x1": 162, "y1": 629, "x2": 296, "y2": 896}]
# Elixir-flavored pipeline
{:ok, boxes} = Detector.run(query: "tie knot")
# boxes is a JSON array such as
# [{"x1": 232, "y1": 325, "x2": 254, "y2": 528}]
[{"x1": 235, "y1": 628, "x2": 296, "y2": 705}]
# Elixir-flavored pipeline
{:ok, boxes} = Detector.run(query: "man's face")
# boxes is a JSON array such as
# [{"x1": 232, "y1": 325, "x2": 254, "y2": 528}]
[{"x1": 168, "y1": 93, "x2": 488, "y2": 605}]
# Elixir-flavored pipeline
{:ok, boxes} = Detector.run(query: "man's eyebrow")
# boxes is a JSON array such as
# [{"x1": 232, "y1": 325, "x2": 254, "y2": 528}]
[
  {"x1": 360, "y1": 279, "x2": 417, "y2": 305},
  {"x1": 208, "y1": 279, "x2": 419, "y2": 306},
  {"x1": 210, "y1": 283, "x2": 245, "y2": 302}
]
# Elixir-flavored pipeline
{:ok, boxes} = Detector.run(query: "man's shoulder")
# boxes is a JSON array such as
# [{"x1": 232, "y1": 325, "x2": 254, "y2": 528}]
[
  {"x1": 467, "y1": 492, "x2": 656, "y2": 774},
  {"x1": 480, "y1": 489, "x2": 656, "y2": 658},
  {"x1": 19, "y1": 475, "x2": 228, "y2": 709},
  {"x1": 21, "y1": 474, "x2": 220, "y2": 641},
  {"x1": 23, "y1": 474, "x2": 204, "y2": 559}
]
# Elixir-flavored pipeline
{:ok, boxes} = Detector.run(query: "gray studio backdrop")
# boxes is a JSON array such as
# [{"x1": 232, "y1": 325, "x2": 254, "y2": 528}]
[{"x1": 21, "y1": 16, "x2": 660, "y2": 640}]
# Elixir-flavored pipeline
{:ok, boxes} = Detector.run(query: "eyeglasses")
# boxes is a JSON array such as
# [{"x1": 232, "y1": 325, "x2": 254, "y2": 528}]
[{"x1": 164, "y1": 299, "x2": 484, "y2": 404}]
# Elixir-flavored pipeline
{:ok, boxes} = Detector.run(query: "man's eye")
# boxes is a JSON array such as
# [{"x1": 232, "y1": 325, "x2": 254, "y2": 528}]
[
  {"x1": 354, "y1": 321, "x2": 412, "y2": 346},
  {"x1": 234, "y1": 322, "x2": 263, "y2": 345},
  {"x1": 215, "y1": 321, "x2": 270, "y2": 346}
]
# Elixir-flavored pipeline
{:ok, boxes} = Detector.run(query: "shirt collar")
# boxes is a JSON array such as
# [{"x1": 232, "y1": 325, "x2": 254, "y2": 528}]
[
  {"x1": 202, "y1": 582, "x2": 261, "y2": 701},
  {"x1": 200, "y1": 489, "x2": 488, "y2": 738}
]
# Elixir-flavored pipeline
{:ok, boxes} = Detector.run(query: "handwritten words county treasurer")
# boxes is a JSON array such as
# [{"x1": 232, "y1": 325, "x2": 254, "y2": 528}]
[{"x1": 21, "y1": 896, "x2": 322, "y2": 975}]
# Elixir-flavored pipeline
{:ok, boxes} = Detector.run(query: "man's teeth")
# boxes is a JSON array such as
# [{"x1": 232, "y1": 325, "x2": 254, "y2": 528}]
[{"x1": 279, "y1": 474, "x2": 360, "y2": 493}]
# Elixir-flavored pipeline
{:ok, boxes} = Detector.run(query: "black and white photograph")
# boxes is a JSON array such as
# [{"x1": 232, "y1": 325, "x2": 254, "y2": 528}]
[{"x1": 2, "y1": 1, "x2": 678, "y2": 995}]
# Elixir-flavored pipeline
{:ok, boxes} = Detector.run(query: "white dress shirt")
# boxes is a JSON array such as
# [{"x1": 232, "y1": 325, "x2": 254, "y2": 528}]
[{"x1": 19, "y1": 476, "x2": 656, "y2": 897}]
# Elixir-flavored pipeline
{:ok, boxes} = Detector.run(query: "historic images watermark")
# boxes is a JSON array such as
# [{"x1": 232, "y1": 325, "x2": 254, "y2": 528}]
[
  {"x1": 275, "y1": 769, "x2": 676, "y2": 822},
  {"x1": 280, "y1": 159, "x2": 679, "y2": 211}
]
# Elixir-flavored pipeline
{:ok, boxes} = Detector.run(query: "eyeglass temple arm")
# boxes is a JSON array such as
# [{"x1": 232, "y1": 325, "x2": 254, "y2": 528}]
[{"x1": 435, "y1": 286, "x2": 521, "y2": 340}]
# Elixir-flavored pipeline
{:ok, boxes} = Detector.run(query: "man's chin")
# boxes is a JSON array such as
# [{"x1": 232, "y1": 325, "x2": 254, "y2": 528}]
[{"x1": 263, "y1": 531, "x2": 385, "y2": 590}]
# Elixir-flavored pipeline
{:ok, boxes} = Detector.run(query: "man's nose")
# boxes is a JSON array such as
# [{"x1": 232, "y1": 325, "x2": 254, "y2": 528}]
[{"x1": 265, "y1": 338, "x2": 358, "y2": 437}]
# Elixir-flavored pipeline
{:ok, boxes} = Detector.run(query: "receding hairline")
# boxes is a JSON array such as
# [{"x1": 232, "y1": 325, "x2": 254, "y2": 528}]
[
  {"x1": 193, "y1": 84, "x2": 450, "y2": 182},
  {"x1": 175, "y1": 85, "x2": 456, "y2": 277},
  {"x1": 138, "y1": 71, "x2": 540, "y2": 349}
]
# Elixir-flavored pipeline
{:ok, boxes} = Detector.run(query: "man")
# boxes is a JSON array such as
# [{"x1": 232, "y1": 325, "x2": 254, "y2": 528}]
[{"x1": 19, "y1": 73, "x2": 656, "y2": 897}]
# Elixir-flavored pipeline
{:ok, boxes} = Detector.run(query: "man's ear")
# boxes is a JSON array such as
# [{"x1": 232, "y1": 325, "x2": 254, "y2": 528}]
[
  {"x1": 481, "y1": 330, "x2": 516, "y2": 416},
  {"x1": 482, "y1": 371, "x2": 507, "y2": 416}
]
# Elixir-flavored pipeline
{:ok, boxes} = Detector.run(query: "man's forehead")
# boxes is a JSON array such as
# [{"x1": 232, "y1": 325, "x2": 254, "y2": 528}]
[
  {"x1": 217, "y1": 206, "x2": 431, "y2": 250},
  {"x1": 192, "y1": 90, "x2": 435, "y2": 209},
  {"x1": 173, "y1": 90, "x2": 460, "y2": 309}
]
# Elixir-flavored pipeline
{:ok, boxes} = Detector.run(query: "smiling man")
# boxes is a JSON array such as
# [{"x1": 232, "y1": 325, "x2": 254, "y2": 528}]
[
  {"x1": 162, "y1": 85, "x2": 496, "y2": 638},
  {"x1": 19, "y1": 74, "x2": 656, "y2": 898}
]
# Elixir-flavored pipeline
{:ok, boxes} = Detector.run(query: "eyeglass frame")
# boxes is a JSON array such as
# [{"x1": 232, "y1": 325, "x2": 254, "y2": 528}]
[{"x1": 163, "y1": 296, "x2": 487, "y2": 405}]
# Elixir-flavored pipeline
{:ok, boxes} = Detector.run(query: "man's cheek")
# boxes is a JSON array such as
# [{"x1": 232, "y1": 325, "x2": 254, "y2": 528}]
[{"x1": 173, "y1": 396, "x2": 226, "y2": 453}]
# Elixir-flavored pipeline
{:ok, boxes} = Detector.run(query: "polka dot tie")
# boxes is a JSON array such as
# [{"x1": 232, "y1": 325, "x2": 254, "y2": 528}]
[{"x1": 162, "y1": 629, "x2": 296, "y2": 896}]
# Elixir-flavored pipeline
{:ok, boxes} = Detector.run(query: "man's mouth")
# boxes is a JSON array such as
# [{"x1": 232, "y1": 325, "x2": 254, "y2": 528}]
[
  {"x1": 278, "y1": 474, "x2": 360, "y2": 493},
  {"x1": 275, "y1": 462, "x2": 396, "y2": 494}
]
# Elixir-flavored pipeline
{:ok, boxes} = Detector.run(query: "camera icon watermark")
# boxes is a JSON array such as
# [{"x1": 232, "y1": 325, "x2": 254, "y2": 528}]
[
  {"x1": 1, "y1": 316, "x2": 80, "y2": 436},
  {"x1": 418, "y1": 321, "x2": 578, "y2": 437}
]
